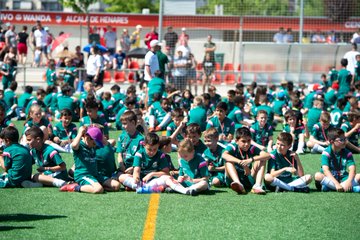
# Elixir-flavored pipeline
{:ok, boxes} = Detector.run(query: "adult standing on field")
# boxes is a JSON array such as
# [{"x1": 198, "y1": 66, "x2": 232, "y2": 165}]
[
  {"x1": 179, "y1": 27, "x2": 190, "y2": 58},
  {"x1": 144, "y1": 26, "x2": 158, "y2": 50},
  {"x1": 343, "y1": 43, "x2": 360, "y2": 75},
  {"x1": 104, "y1": 25, "x2": 117, "y2": 55},
  {"x1": 204, "y1": 34, "x2": 216, "y2": 62},
  {"x1": 17, "y1": 25, "x2": 29, "y2": 65},
  {"x1": 144, "y1": 40, "x2": 160, "y2": 83}
]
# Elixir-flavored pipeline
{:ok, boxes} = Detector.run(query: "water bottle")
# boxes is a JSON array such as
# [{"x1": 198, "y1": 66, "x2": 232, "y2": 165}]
[{"x1": 136, "y1": 186, "x2": 152, "y2": 194}]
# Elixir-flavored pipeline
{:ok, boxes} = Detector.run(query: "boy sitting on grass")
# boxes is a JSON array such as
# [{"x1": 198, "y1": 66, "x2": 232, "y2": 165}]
[
  {"x1": 222, "y1": 127, "x2": 270, "y2": 195},
  {"x1": 250, "y1": 110, "x2": 274, "y2": 153},
  {"x1": 0, "y1": 126, "x2": 32, "y2": 188},
  {"x1": 315, "y1": 128, "x2": 360, "y2": 192},
  {"x1": 202, "y1": 127, "x2": 226, "y2": 187},
  {"x1": 60, "y1": 126, "x2": 119, "y2": 193},
  {"x1": 25, "y1": 126, "x2": 68, "y2": 188},
  {"x1": 307, "y1": 111, "x2": 332, "y2": 154},
  {"x1": 265, "y1": 132, "x2": 312, "y2": 193}
]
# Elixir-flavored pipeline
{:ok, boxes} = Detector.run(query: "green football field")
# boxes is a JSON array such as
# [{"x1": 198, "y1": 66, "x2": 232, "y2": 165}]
[{"x1": 1, "y1": 123, "x2": 360, "y2": 240}]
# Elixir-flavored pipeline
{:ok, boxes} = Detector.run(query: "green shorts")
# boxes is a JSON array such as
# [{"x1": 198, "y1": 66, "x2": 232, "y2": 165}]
[
  {"x1": 43, "y1": 170, "x2": 69, "y2": 181},
  {"x1": 226, "y1": 173, "x2": 255, "y2": 190},
  {"x1": 76, "y1": 175, "x2": 108, "y2": 186},
  {"x1": 209, "y1": 172, "x2": 226, "y2": 186},
  {"x1": 0, "y1": 174, "x2": 18, "y2": 188}
]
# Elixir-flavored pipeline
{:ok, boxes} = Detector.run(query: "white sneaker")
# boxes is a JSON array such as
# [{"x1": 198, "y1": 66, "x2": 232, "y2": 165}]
[
  {"x1": 296, "y1": 149, "x2": 304, "y2": 154},
  {"x1": 21, "y1": 180, "x2": 43, "y2": 188}
]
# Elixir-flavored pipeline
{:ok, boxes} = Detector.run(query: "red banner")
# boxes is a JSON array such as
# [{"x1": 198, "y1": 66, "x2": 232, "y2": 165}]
[{"x1": 1, "y1": 10, "x2": 359, "y2": 32}]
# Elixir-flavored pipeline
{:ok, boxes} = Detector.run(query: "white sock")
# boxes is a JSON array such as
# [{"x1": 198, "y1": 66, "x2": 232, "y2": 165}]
[
  {"x1": 123, "y1": 177, "x2": 138, "y2": 189},
  {"x1": 158, "y1": 113, "x2": 172, "y2": 128},
  {"x1": 149, "y1": 115, "x2": 155, "y2": 128},
  {"x1": 188, "y1": 181, "x2": 208, "y2": 191},
  {"x1": 313, "y1": 144, "x2": 325, "y2": 153},
  {"x1": 297, "y1": 141, "x2": 305, "y2": 151},
  {"x1": 271, "y1": 177, "x2": 293, "y2": 191},
  {"x1": 167, "y1": 180, "x2": 188, "y2": 194},
  {"x1": 321, "y1": 177, "x2": 336, "y2": 190},
  {"x1": 145, "y1": 177, "x2": 167, "y2": 188},
  {"x1": 288, "y1": 176, "x2": 308, "y2": 188},
  {"x1": 53, "y1": 179, "x2": 66, "y2": 188}
]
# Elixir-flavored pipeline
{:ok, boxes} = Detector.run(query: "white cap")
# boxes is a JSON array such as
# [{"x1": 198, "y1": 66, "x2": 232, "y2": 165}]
[
  {"x1": 181, "y1": 27, "x2": 186, "y2": 31},
  {"x1": 150, "y1": 40, "x2": 161, "y2": 48},
  {"x1": 136, "y1": 24, "x2": 142, "y2": 29}
]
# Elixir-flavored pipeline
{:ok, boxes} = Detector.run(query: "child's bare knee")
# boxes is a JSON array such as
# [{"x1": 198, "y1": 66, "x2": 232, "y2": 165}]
[
  {"x1": 264, "y1": 173, "x2": 273, "y2": 183},
  {"x1": 93, "y1": 185, "x2": 104, "y2": 194},
  {"x1": 211, "y1": 178, "x2": 221, "y2": 187},
  {"x1": 314, "y1": 172, "x2": 324, "y2": 181}
]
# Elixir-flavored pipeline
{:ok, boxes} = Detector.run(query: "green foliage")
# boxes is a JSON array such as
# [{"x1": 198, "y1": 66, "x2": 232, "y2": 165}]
[
  {"x1": 59, "y1": 0, "x2": 98, "y2": 13},
  {"x1": 103, "y1": 0, "x2": 159, "y2": 13}
]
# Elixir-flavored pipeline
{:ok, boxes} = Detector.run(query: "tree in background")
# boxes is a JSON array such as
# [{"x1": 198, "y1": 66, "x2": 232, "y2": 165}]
[
  {"x1": 59, "y1": 0, "x2": 98, "y2": 42},
  {"x1": 103, "y1": 0, "x2": 159, "y2": 13}
]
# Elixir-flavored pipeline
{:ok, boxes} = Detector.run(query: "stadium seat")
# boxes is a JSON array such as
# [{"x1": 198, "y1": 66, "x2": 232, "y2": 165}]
[
  {"x1": 237, "y1": 64, "x2": 249, "y2": 72},
  {"x1": 223, "y1": 63, "x2": 234, "y2": 71},
  {"x1": 224, "y1": 74, "x2": 235, "y2": 85},
  {"x1": 114, "y1": 71, "x2": 126, "y2": 82},
  {"x1": 128, "y1": 72, "x2": 136, "y2": 83},
  {"x1": 215, "y1": 62, "x2": 221, "y2": 71},
  {"x1": 212, "y1": 73, "x2": 222, "y2": 84},
  {"x1": 264, "y1": 64, "x2": 276, "y2": 72},
  {"x1": 129, "y1": 61, "x2": 139, "y2": 69},
  {"x1": 103, "y1": 70, "x2": 112, "y2": 82},
  {"x1": 251, "y1": 64, "x2": 262, "y2": 72}
]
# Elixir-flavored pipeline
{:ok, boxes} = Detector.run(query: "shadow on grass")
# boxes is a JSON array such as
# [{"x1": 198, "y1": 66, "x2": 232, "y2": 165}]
[
  {"x1": 0, "y1": 226, "x2": 35, "y2": 231},
  {"x1": 0, "y1": 213, "x2": 67, "y2": 222},
  {"x1": 202, "y1": 189, "x2": 228, "y2": 195}
]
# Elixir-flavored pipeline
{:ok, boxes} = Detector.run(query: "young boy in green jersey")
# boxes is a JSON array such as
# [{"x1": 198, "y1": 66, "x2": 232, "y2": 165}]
[
  {"x1": 25, "y1": 126, "x2": 68, "y2": 188},
  {"x1": 52, "y1": 109, "x2": 78, "y2": 153},
  {"x1": 354, "y1": 54, "x2": 360, "y2": 83},
  {"x1": 60, "y1": 126, "x2": 119, "y2": 193},
  {"x1": 110, "y1": 84, "x2": 126, "y2": 113},
  {"x1": 206, "y1": 102, "x2": 235, "y2": 143},
  {"x1": 25, "y1": 88, "x2": 47, "y2": 116},
  {"x1": 80, "y1": 99, "x2": 109, "y2": 139},
  {"x1": 55, "y1": 84, "x2": 79, "y2": 121},
  {"x1": 59, "y1": 58, "x2": 77, "y2": 89},
  {"x1": 315, "y1": 128, "x2": 360, "y2": 192},
  {"x1": 3, "y1": 81, "x2": 18, "y2": 119},
  {"x1": 330, "y1": 98, "x2": 347, "y2": 128},
  {"x1": 228, "y1": 95, "x2": 248, "y2": 130},
  {"x1": 337, "y1": 58, "x2": 352, "y2": 99},
  {"x1": 307, "y1": 111, "x2": 332, "y2": 154},
  {"x1": 341, "y1": 112, "x2": 360, "y2": 153},
  {"x1": 185, "y1": 123, "x2": 207, "y2": 155},
  {"x1": 0, "y1": 126, "x2": 32, "y2": 188},
  {"x1": 1, "y1": 57, "x2": 15, "y2": 90},
  {"x1": 283, "y1": 110, "x2": 307, "y2": 154},
  {"x1": 202, "y1": 127, "x2": 226, "y2": 187},
  {"x1": 101, "y1": 91, "x2": 116, "y2": 122},
  {"x1": 116, "y1": 111, "x2": 144, "y2": 182},
  {"x1": 265, "y1": 132, "x2": 312, "y2": 193},
  {"x1": 188, "y1": 96, "x2": 207, "y2": 131},
  {"x1": 17, "y1": 86, "x2": 34, "y2": 120},
  {"x1": 306, "y1": 98, "x2": 324, "y2": 132},
  {"x1": 45, "y1": 59, "x2": 57, "y2": 86},
  {"x1": 166, "y1": 108, "x2": 186, "y2": 146},
  {"x1": 250, "y1": 110, "x2": 274, "y2": 153},
  {"x1": 222, "y1": 127, "x2": 270, "y2": 195},
  {"x1": 0, "y1": 105, "x2": 14, "y2": 133},
  {"x1": 148, "y1": 96, "x2": 172, "y2": 132},
  {"x1": 115, "y1": 96, "x2": 136, "y2": 130}
]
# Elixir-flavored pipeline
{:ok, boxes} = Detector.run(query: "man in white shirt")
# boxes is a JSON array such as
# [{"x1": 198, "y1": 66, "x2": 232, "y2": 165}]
[
  {"x1": 104, "y1": 25, "x2": 117, "y2": 55},
  {"x1": 144, "y1": 39, "x2": 160, "y2": 82},
  {"x1": 343, "y1": 43, "x2": 360, "y2": 75}
]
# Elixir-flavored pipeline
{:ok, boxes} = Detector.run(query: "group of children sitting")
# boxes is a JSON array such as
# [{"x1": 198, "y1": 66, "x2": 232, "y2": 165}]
[{"x1": 1, "y1": 57, "x2": 360, "y2": 195}]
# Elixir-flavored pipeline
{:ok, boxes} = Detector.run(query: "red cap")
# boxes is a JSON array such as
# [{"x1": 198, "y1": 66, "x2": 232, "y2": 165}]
[
  {"x1": 313, "y1": 83, "x2": 323, "y2": 91},
  {"x1": 332, "y1": 82, "x2": 339, "y2": 90}
]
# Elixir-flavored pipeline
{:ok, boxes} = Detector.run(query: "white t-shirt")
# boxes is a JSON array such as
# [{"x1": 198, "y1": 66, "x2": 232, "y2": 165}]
[
  {"x1": 86, "y1": 54, "x2": 103, "y2": 76},
  {"x1": 144, "y1": 50, "x2": 159, "y2": 81},
  {"x1": 344, "y1": 50, "x2": 360, "y2": 75},
  {"x1": 104, "y1": 31, "x2": 117, "y2": 49},
  {"x1": 34, "y1": 29, "x2": 47, "y2": 47}
]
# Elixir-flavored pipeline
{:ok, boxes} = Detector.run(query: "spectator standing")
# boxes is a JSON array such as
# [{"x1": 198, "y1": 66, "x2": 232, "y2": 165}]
[
  {"x1": 44, "y1": 27, "x2": 54, "y2": 58},
  {"x1": 273, "y1": 27, "x2": 285, "y2": 43},
  {"x1": 343, "y1": 43, "x2": 360, "y2": 76},
  {"x1": 144, "y1": 40, "x2": 160, "y2": 83},
  {"x1": 130, "y1": 25, "x2": 142, "y2": 49},
  {"x1": 204, "y1": 34, "x2": 216, "y2": 62},
  {"x1": 120, "y1": 28, "x2": 131, "y2": 54},
  {"x1": 86, "y1": 46, "x2": 104, "y2": 91},
  {"x1": 5, "y1": 24, "x2": 17, "y2": 51},
  {"x1": 113, "y1": 47, "x2": 126, "y2": 70},
  {"x1": 89, "y1": 26, "x2": 100, "y2": 45},
  {"x1": 283, "y1": 28, "x2": 294, "y2": 43},
  {"x1": 173, "y1": 46, "x2": 188, "y2": 92},
  {"x1": 156, "y1": 43, "x2": 169, "y2": 80},
  {"x1": 17, "y1": 26, "x2": 29, "y2": 65},
  {"x1": 144, "y1": 26, "x2": 159, "y2": 50},
  {"x1": 104, "y1": 25, "x2": 117, "y2": 55},
  {"x1": 326, "y1": 31, "x2": 337, "y2": 44},
  {"x1": 350, "y1": 28, "x2": 360, "y2": 43},
  {"x1": 33, "y1": 23, "x2": 48, "y2": 66},
  {"x1": 178, "y1": 28, "x2": 190, "y2": 57},
  {"x1": 164, "y1": 26, "x2": 178, "y2": 59},
  {"x1": 311, "y1": 29, "x2": 326, "y2": 43}
]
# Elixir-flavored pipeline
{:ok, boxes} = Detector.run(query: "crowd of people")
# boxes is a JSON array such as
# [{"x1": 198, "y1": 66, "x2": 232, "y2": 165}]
[{"x1": 1, "y1": 21, "x2": 360, "y2": 195}]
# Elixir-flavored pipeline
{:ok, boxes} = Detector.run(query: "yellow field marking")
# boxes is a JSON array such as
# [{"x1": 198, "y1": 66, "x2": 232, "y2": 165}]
[{"x1": 142, "y1": 194, "x2": 160, "y2": 240}]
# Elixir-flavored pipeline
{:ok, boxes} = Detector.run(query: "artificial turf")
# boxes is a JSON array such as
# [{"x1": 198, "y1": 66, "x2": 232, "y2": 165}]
[{"x1": 1, "y1": 122, "x2": 360, "y2": 240}]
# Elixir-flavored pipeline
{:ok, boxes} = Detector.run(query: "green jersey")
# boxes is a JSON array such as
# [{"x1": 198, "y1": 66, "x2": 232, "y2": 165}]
[
  {"x1": 355, "y1": 61, "x2": 360, "y2": 82},
  {"x1": 250, "y1": 121, "x2": 273, "y2": 146},
  {"x1": 272, "y1": 99, "x2": 287, "y2": 116},
  {"x1": 328, "y1": 68, "x2": 338, "y2": 84},
  {"x1": 44, "y1": 92, "x2": 58, "y2": 113},
  {"x1": 24, "y1": 118, "x2": 52, "y2": 134},
  {"x1": 225, "y1": 142, "x2": 261, "y2": 176},
  {"x1": 4, "y1": 89, "x2": 17, "y2": 108},
  {"x1": 283, "y1": 123, "x2": 304, "y2": 142},
  {"x1": 337, "y1": 68, "x2": 352, "y2": 98},
  {"x1": 149, "y1": 101, "x2": 168, "y2": 121},
  {"x1": 320, "y1": 146, "x2": 355, "y2": 181},
  {"x1": 116, "y1": 131, "x2": 144, "y2": 169},
  {"x1": 341, "y1": 121, "x2": 359, "y2": 147},
  {"x1": 73, "y1": 141, "x2": 98, "y2": 181},
  {"x1": 148, "y1": 77, "x2": 165, "y2": 100},
  {"x1": 330, "y1": 108, "x2": 345, "y2": 128},
  {"x1": 188, "y1": 106, "x2": 207, "y2": 131},
  {"x1": 63, "y1": 66, "x2": 77, "y2": 87},
  {"x1": 252, "y1": 104, "x2": 274, "y2": 124},
  {"x1": 166, "y1": 122, "x2": 184, "y2": 142},
  {"x1": 227, "y1": 106, "x2": 244, "y2": 129},
  {"x1": 2, "y1": 143, "x2": 32, "y2": 186},
  {"x1": 268, "y1": 149, "x2": 298, "y2": 183},
  {"x1": 306, "y1": 107, "x2": 322, "y2": 130},
  {"x1": 303, "y1": 92, "x2": 316, "y2": 109},
  {"x1": 18, "y1": 92, "x2": 34, "y2": 108},
  {"x1": 53, "y1": 122, "x2": 77, "y2": 140},
  {"x1": 206, "y1": 116, "x2": 235, "y2": 138},
  {"x1": 194, "y1": 140, "x2": 208, "y2": 155},
  {"x1": 80, "y1": 115, "x2": 109, "y2": 136},
  {"x1": 311, "y1": 122, "x2": 330, "y2": 142},
  {"x1": 46, "y1": 68, "x2": 57, "y2": 86},
  {"x1": 96, "y1": 145, "x2": 117, "y2": 177},
  {"x1": 324, "y1": 89, "x2": 338, "y2": 109},
  {"x1": 57, "y1": 94, "x2": 79, "y2": 113},
  {"x1": 133, "y1": 148, "x2": 169, "y2": 176},
  {"x1": 30, "y1": 144, "x2": 67, "y2": 180},
  {"x1": 178, "y1": 153, "x2": 209, "y2": 179},
  {"x1": 202, "y1": 143, "x2": 226, "y2": 168}
]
